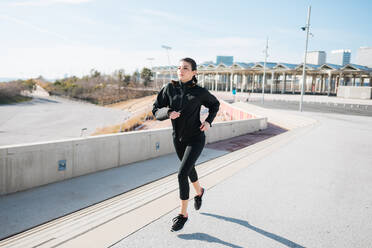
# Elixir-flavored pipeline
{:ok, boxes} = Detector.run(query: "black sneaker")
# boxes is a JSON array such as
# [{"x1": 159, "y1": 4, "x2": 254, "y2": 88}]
[
  {"x1": 194, "y1": 188, "x2": 205, "y2": 210},
  {"x1": 171, "y1": 214, "x2": 188, "y2": 232}
]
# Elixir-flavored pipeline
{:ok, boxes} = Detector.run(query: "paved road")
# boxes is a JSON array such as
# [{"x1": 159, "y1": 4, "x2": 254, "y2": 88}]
[
  {"x1": 2, "y1": 91, "x2": 370, "y2": 147},
  {"x1": 213, "y1": 91, "x2": 372, "y2": 106},
  {"x1": 214, "y1": 91, "x2": 372, "y2": 117},
  {"x1": 0, "y1": 95, "x2": 130, "y2": 146},
  {"x1": 0, "y1": 123, "x2": 284, "y2": 241},
  {"x1": 0, "y1": 147, "x2": 228, "y2": 240},
  {"x1": 113, "y1": 106, "x2": 372, "y2": 248},
  {"x1": 248, "y1": 99, "x2": 372, "y2": 117},
  {"x1": 2, "y1": 92, "x2": 372, "y2": 247}
]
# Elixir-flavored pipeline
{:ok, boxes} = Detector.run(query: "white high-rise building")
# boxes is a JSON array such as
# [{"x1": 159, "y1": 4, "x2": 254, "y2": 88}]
[
  {"x1": 356, "y1": 47, "x2": 372, "y2": 68},
  {"x1": 306, "y1": 51, "x2": 326, "y2": 65},
  {"x1": 327, "y1": 49, "x2": 351, "y2": 66}
]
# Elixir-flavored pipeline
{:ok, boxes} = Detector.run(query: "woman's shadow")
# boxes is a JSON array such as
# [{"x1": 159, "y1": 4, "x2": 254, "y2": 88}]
[
  {"x1": 177, "y1": 212, "x2": 305, "y2": 248},
  {"x1": 178, "y1": 232, "x2": 244, "y2": 248}
]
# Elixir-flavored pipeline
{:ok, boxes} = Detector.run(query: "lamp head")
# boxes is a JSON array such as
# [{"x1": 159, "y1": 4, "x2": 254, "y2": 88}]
[{"x1": 161, "y1": 45, "x2": 172, "y2": 50}]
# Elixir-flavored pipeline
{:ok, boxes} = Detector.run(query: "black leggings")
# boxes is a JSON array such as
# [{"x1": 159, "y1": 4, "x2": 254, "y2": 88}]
[{"x1": 173, "y1": 134, "x2": 206, "y2": 200}]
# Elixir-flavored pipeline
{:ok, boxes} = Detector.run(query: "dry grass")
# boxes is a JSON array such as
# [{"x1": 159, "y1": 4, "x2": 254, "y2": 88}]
[
  {"x1": 35, "y1": 80, "x2": 50, "y2": 90},
  {"x1": 92, "y1": 110, "x2": 154, "y2": 135},
  {"x1": 106, "y1": 95, "x2": 156, "y2": 112},
  {"x1": 0, "y1": 81, "x2": 35, "y2": 104},
  {"x1": 92, "y1": 93, "x2": 230, "y2": 135},
  {"x1": 92, "y1": 94, "x2": 157, "y2": 135}
]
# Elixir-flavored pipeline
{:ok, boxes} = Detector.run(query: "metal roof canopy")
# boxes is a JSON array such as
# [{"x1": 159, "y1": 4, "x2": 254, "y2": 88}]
[{"x1": 153, "y1": 62, "x2": 372, "y2": 77}]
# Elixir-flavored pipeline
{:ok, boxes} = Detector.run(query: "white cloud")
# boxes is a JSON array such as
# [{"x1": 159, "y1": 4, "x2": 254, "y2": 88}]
[
  {"x1": 185, "y1": 36, "x2": 266, "y2": 62},
  {"x1": 11, "y1": 0, "x2": 93, "y2": 7},
  {"x1": 0, "y1": 14, "x2": 73, "y2": 43},
  {"x1": 139, "y1": 9, "x2": 217, "y2": 34},
  {"x1": 72, "y1": 15, "x2": 98, "y2": 26},
  {"x1": 0, "y1": 26, "x2": 303, "y2": 78},
  {"x1": 142, "y1": 9, "x2": 181, "y2": 22},
  {"x1": 126, "y1": 9, "x2": 187, "y2": 31},
  {"x1": 0, "y1": 34, "x2": 297, "y2": 78},
  {"x1": 0, "y1": 42, "x2": 305, "y2": 79},
  {"x1": 195, "y1": 37, "x2": 263, "y2": 48},
  {"x1": 0, "y1": 45, "x2": 170, "y2": 78}
]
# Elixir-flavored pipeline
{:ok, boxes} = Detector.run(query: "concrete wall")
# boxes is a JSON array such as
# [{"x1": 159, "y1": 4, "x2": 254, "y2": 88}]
[
  {"x1": 0, "y1": 101, "x2": 267, "y2": 195},
  {"x1": 219, "y1": 100, "x2": 257, "y2": 120},
  {"x1": 337, "y1": 86, "x2": 372, "y2": 100}
]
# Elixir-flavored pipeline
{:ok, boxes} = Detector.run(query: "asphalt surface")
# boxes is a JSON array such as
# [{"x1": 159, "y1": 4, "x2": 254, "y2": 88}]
[
  {"x1": 0, "y1": 95, "x2": 129, "y2": 146},
  {"x1": 213, "y1": 91, "x2": 372, "y2": 117},
  {"x1": 112, "y1": 107, "x2": 372, "y2": 248},
  {"x1": 2, "y1": 92, "x2": 372, "y2": 247},
  {"x1": 248, "y1": 99, "x2": 372, "y2": 117},
  {"x1": 0, "y1": 147, "x2": 228, "y2": 240},
  {"x1": 0, "y1": 124, "x2": 285, "y2": 241},
  {"x1": 1, "y1": 92, "x2": 371, "y2": 147}
]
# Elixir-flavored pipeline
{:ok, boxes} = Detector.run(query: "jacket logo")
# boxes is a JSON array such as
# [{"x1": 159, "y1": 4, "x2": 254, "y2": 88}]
[{"x1": 187, "y1": 95, "x2": 196, "y2": 101}]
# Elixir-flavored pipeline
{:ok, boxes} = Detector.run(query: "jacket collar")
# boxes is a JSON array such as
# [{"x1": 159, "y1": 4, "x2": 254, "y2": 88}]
[
  {"x1": 172, "y1": 79, "x2": 195, "y2": 88},
  {"x1": 181, "y1": 79, "x2": 194, "y2": 88}
]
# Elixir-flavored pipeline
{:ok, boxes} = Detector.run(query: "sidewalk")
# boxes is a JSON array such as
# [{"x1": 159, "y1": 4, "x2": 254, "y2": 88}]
[
  {"x1": 2, "y1": 102, "x2": 372, "y2": 247},
  {"x1": 213, "y1": 91, "x2": 372, "y2": 106},
  {"x1": 0, "y1": 122, "x2": 284, "y2": 244},
  {"x1": 0, "y1": 147, "x2": 228, "y2": 241},
  {"x1": 112, "y1": 103, "x2": 372, "y2": 248}
]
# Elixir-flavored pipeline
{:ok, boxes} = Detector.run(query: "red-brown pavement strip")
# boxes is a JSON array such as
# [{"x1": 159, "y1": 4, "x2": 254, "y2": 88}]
[{"x1": 205, "y1": 123, "x2": 287, "y2": 152}]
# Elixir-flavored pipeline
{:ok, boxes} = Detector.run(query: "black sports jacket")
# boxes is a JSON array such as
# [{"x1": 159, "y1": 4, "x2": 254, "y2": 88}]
[{"x1": 152, "y1": 79, "x2": 220, "y2": 142}]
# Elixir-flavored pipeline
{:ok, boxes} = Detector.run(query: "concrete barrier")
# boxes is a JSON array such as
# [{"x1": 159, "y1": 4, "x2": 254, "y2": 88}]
[
  {"x1": 0, "y1": 100, "x2": 267, "y2": 195},
  {"x1": 337, "y1": 86, "x2": 372, "y2": 100},
  {"x1": 219, "y1": 100, "x2": 257, "y2": 120}
]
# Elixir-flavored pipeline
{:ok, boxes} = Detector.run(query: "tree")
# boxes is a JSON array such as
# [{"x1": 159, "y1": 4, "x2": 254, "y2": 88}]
[
  {"x1": 124, "y1": 75, "x2": 131, "y2": 85},
  {"x1": 113, "y1": 69, "x2": 125, "y2": 99},
  {"x1": 114, "y1": 69, "x2": 125, "y2": 82},
  {"x1": 90, "y1": 69, "x2": 101, "y2": 78},
  {"x1": 140, "y1": 67, "x2": 153, "y2": 87},
  {"x1": 131, "y1": 71, "x2": 140, "y2": 84},
  {"x1": 22, "y1": 79, "x2": 36, "y2": 91}
]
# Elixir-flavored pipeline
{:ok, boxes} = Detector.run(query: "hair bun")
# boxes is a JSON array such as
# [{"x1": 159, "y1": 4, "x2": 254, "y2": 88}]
[{"x1": 192, "y1": 75, "x2": 198, "y2": 84}]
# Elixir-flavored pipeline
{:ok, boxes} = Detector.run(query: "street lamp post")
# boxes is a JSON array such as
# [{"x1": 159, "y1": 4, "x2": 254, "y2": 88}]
[
  {"x1": 161, "y1": 45, "x2": 172, "y2": 82},
  {"x1": 262, "y1": 37, "x2": 269, "y2": 104},
  {"x1": 300, "y1": 6, "x2": 311, "y2": 112}
]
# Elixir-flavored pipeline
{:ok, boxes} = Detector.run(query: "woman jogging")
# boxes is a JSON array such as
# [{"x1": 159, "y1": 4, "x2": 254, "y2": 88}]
[{"x1": 152, "y1": 57, "x2": 220, "y2": 232}]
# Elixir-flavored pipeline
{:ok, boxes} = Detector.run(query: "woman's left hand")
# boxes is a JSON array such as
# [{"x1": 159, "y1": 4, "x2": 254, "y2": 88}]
[{"x1": 200, "y1": 121, "x2": 210, "y2": 131}]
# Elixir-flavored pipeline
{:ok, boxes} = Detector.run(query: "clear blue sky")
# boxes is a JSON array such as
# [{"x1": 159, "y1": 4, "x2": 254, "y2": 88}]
[{"x1": 0, "y1": 0, "x2": 371, "y2": 78}]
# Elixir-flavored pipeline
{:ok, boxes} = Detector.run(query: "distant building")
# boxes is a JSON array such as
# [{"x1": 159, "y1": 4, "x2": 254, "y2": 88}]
[
  {"x1": 356, "y1": 47, "x2": 372, "y2": 68},
  {"x1": 153, "y1": 60, "x2": 372, "y2": 97},
  {"x1": 216, "y1": 56, "x2": 233, "y2": 65},
  {"x1": 306, "y1": 51, "x2": 326, "y2": 65},
  {"x1": 200, "y1": 61, "x2": 214, "y2": 66},
  {"x1": 327, "y1": 49, "x2": 351, "y2": 66}
]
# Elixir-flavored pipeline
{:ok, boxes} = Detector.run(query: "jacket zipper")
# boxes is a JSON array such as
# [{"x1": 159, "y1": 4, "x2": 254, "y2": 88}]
[
  {"x1": 178, "y1": 85, "x2": 187, "y2": 141},
  {"x1": 179, "y1": 85, "x2": 185, "y2": 112}
]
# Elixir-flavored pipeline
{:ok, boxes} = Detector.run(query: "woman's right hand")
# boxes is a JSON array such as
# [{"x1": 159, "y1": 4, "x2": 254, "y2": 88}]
[{"x1": 169, "y1": 111, "x2": 181, "y2": 120}]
